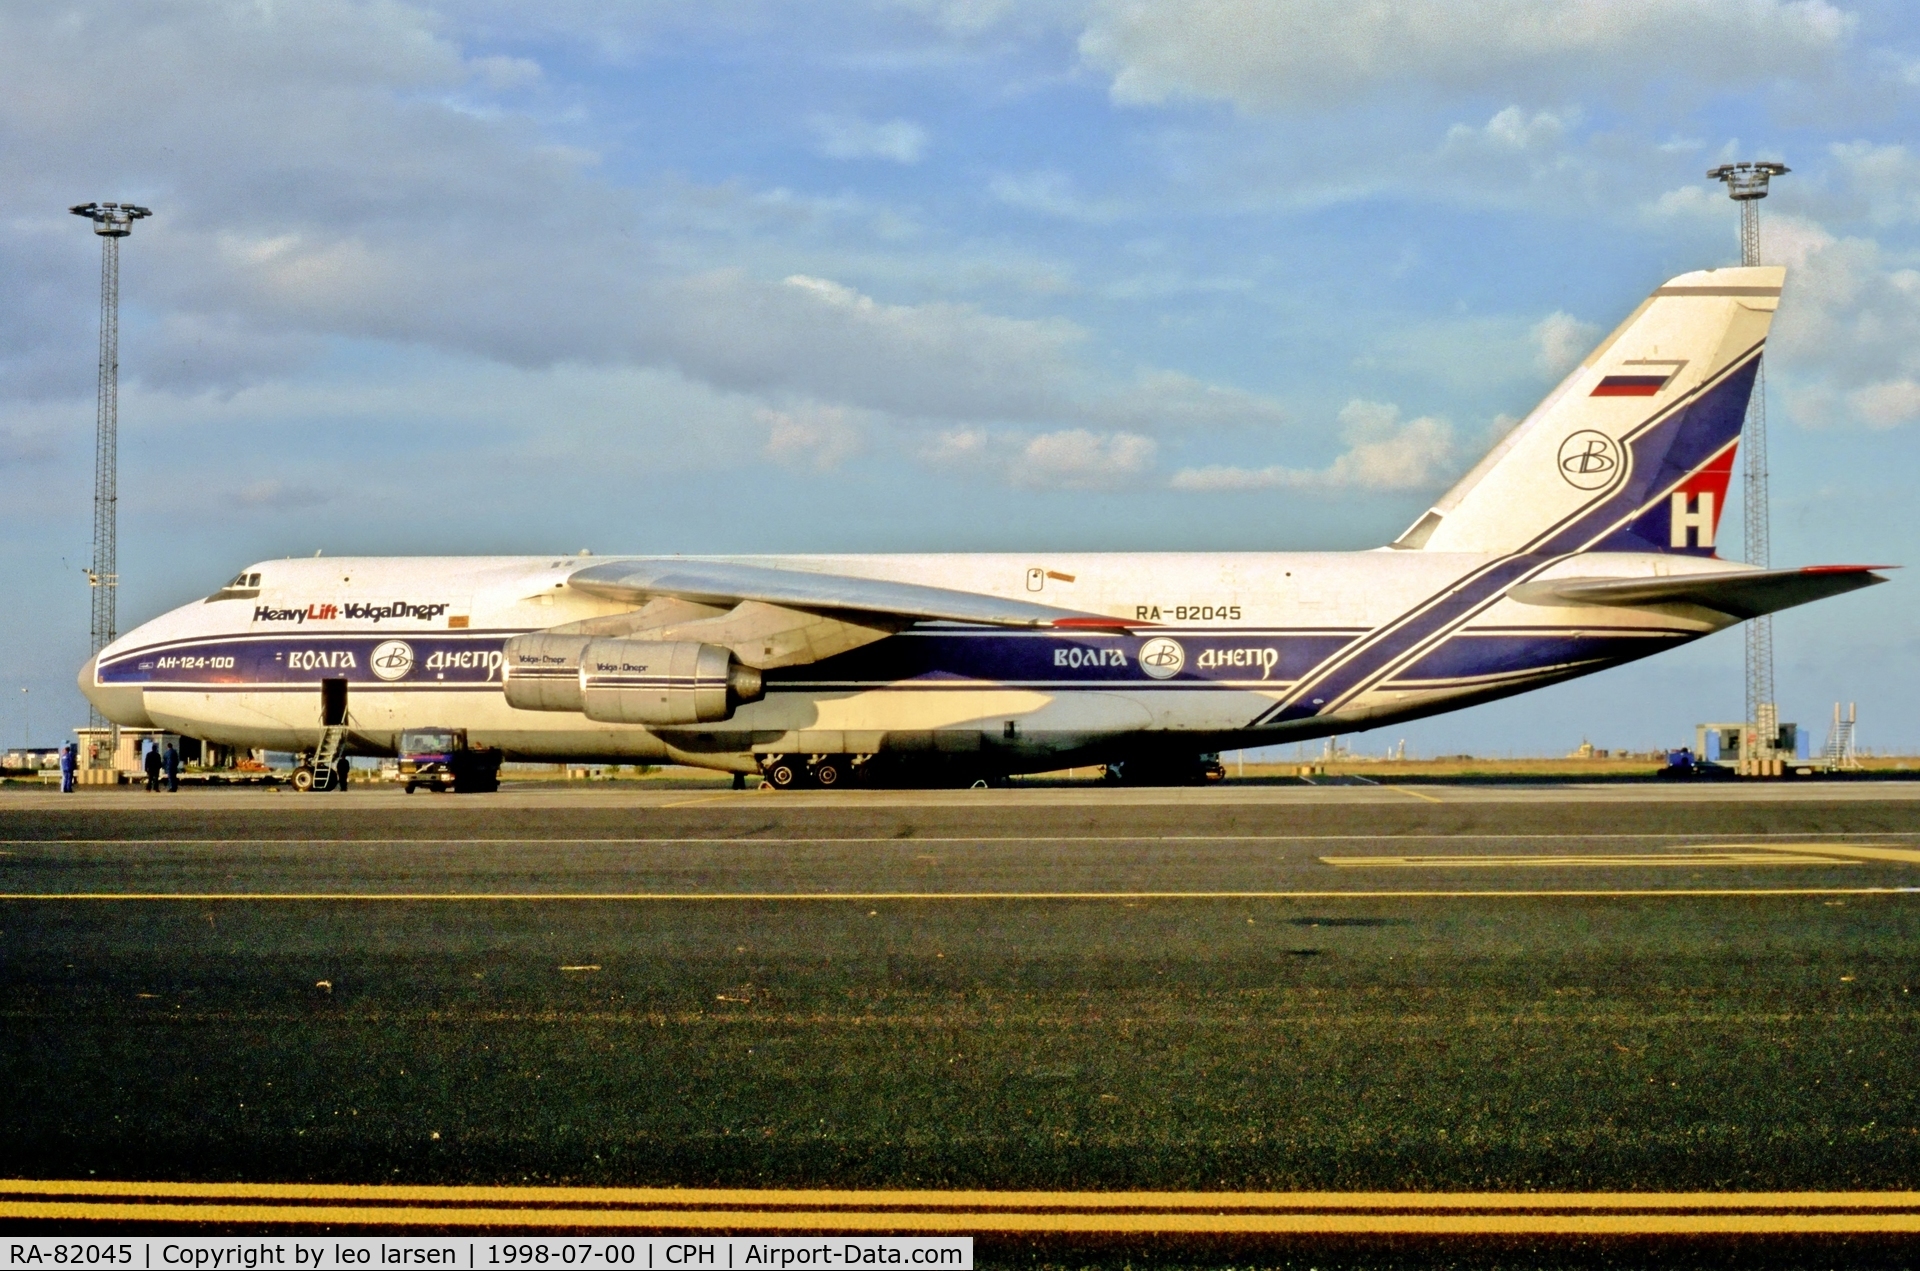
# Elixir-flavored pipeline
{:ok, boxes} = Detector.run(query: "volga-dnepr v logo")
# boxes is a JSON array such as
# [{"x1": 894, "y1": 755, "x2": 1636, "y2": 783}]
[
  {"x1": 369, "y1": 640, "x2": 416, "y2": 682},
  {"x1": 1138, "y1": 637, "x2": 1186, "y2": 680},
  {"x1": 1556, "y1": 430, "x2": 1622, "y2": 490}
]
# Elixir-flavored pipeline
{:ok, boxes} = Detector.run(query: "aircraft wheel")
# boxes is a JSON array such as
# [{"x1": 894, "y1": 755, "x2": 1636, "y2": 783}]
[
  {"x1": 765, "y1": 760, "x2": 803, "y2": 790},
  {"x1": 291, "y1": 766, "x2": 315, "y2": 793},
  {"x1": 811, "y1": 758, "x2": 844, "y2": 788}
]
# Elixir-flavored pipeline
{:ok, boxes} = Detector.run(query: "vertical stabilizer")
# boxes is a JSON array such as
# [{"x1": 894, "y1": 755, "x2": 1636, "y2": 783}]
[{"x1": 1397, "y1": 265, "x2": 1783, "y2": 557}]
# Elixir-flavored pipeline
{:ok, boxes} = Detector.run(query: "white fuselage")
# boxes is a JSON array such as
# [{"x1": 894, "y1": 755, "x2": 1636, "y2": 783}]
[{"x1": 87, "y1": 550, "x2": 1738, "y2": 774}]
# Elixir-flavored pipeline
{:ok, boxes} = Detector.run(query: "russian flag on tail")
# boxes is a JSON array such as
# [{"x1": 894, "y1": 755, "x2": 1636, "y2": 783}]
[{"x1": 1591, "y1": 374, "x2": 1673, "y2": 397}]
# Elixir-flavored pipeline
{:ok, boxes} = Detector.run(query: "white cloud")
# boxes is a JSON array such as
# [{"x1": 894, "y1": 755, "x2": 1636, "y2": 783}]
[
  {"x1": 1644, "y1": 183, "x2": 1727, "y2": 220},
  {"x1": 759, "y1": 404, "x2": 865, "y2": 470},
  {"x1": 921, "y1": 427, "x2": 996, "y2": 467},
  {"x1": 888, "y1": 0, "x2": 1026, "y2": 36},
  {"x1": 989, "y1": 171, "x2": 1126, "y2": 222},
  {"x1": 1170, "y1": 400, "x2": 1454, "y2": 493},
  {"x1": 1847, "y1": 379, "x2": 1920, "y2": 429},
  {"x1": 1768, "y1": 216, "x2": 1901, "y2": 371},
  {"x1": 921, "y1": 426, "x2": 1157, "y2": 489},
  {"x1": 1754, "y1": 215, "x2": 1920, "y2": 431},
  {"x1": 1080, "y1": 0, "x2": 1853, "y2": 113},
  {"x1": 468, "y1": 54, "x2": 542, "y2": 90},
  {"x1": 1533, "y1": 311, "x2": 1598, "y2": 376},
  {"x1": 7, "y1": 2, "x2": 1254, "y2": 445},
  {"x1": 1444, "y1": 106, "x2": 1577, "y2": 154},
  {"x1": 1826, "y1": 141, "x2": 1920, "y2": 226},
  {"x1": 1094, "y1": 370, "x2": 1291, "y2": 432},
  {"x1": 809, "y1": 114, "x2": 929, "y2": 163},
  {"x1": 1015, "y1": 428, "x2": 1156, "y2": 489}
]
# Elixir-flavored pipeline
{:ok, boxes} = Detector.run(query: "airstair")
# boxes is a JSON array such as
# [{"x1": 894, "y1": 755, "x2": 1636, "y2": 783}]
[
  {"x1": 1822, "y1": 702, "x2": 1860, "y2": 772},
  {"x1": 310, "y1": 725, "x2": 349, "y2": 790}
]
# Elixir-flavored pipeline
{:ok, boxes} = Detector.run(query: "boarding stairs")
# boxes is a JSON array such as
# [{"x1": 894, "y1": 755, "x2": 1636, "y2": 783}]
[
  {"x1": 310, "y1": 725, "x2": 349, "y2": 790},
  {"x1": 1822, "y1": 702, "x2": 1860, "y2": 772}
]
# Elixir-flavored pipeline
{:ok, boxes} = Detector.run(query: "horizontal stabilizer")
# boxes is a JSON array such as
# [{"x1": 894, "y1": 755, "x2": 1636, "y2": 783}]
[
  {"x1": 567, "y1": 558, "x2": 1141, "y2": 630},
  {"x1": 1509, "y1": 565, "x2": 1890, "y2": 620}
]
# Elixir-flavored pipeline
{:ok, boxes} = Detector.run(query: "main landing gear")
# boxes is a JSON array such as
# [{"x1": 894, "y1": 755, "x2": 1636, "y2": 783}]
[{"x1": 760, "y1": 754, "x2": 863, "y2": 790}]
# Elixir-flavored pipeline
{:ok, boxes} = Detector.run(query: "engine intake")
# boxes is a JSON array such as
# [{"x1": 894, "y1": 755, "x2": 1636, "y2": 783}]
[{"x1": 504, "y1": 634, "x2": 762, "y2": 725}]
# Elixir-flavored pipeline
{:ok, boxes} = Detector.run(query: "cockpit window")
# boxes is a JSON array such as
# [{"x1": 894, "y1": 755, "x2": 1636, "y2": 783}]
[{"x1": 205, "y1": 570, "x2": 263, "y2": 602}]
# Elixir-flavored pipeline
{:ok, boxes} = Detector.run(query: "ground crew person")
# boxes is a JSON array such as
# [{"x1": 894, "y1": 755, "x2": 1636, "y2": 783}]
[
  {"x1": 163, "y1": 742, "x2": 180, "y2": 793},
  {"x1": 144, "y1": 741, "x2": 162, "y2": 792},
  {"x1": 59, "y1": 741, "x2": 75, "y2": 793}
]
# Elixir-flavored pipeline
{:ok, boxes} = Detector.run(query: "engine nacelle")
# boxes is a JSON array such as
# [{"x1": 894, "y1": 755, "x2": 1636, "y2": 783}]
[
  {"x1": 505, "y1": 633, "x2": 762, "y2": 725},
  {"x1": 581, "y1": 639, "x2": 762, "y2": 725},
  {"x1": 502, "y1": 632, "x2": 591, "y2": 712}
]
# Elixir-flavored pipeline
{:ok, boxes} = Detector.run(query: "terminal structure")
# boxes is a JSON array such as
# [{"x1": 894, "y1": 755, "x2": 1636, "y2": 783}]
[
  {"x1": 1707, "y1": 161, "x2": 1788, "y2": 770},
  {"x1": 69, "y1": 201, "x2": 150, "y2": 737}
]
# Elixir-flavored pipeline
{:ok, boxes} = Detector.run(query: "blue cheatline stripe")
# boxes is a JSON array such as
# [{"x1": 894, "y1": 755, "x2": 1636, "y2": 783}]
[
  {"x1": 111, "y1": 625, "x2": 1700, "y2": 697},
  {"x1": 103, "y1": 629, "x2": 522, "y2": 659},
  {"x1": 1252, "y1": 347, "x2": 1762, "y2": 727}
]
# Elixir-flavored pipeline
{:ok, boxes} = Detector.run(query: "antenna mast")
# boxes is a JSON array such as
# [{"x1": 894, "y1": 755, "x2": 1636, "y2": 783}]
[
  {"x1": 70, "y1": 201, "x2": 151, "y2": 730},
  {"x1": 1706, "y1": 162, "x2": 1786, "y2": 764}
]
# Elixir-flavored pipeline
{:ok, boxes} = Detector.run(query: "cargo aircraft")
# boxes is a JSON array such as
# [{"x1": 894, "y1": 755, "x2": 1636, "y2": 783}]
[{"x1": 81, "y1": 265, "x2": 1887, "y2": 787}]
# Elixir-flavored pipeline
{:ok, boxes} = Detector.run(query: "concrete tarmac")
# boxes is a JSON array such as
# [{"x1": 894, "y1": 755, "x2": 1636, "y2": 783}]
[{"x1": 4, "y1": 782, "x2": 1920, "y2": 1212}]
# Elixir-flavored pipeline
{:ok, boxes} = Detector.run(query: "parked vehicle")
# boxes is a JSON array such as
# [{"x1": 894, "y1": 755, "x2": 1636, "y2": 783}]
[{"x1": 399, "y1": 728, "x2": 501, "y2": 794}]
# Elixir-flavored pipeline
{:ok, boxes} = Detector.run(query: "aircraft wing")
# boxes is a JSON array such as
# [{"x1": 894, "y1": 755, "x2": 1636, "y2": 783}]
[
  {"x1": 1509, "y1": 565, "x2": 1890, "y2": 619},
  {"x1": 567, "y1": 560, "x2": 1138, "y2": 632}
]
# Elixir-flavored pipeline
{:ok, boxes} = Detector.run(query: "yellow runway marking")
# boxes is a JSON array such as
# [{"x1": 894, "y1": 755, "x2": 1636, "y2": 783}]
[
  {"x1": 3, "y1": 1202, "x2": 1920, "y2": 1233},
  {"x1": 1750, "y1": 842, "x2": 1920, "y2": 865},
  {"x1": 657, "y1": 795, "x2": 733, "y2": 808},
  {"x1": 1320, "y1": 852, "x2": 1860, "y2": 869},
  {"x1": 8, "y1": 832, "x2": 1915, "y2": 845},
  {"x1": 6, "y1": 1181, "x2": 1920, "y2": 1234},
  {"x1": 0, "y1": 887, "x2": 1912, "y2": 902},
  {"x1": 1389, "y1": 785, "x2": 1445, "y2": 803}
]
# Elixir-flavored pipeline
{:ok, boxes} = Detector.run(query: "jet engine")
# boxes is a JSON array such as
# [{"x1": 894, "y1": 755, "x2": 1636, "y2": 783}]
[
  {"x1": 504, "y1": 633, "x2": 762, "y2": 725},
  {"x1": 502, "y1": 633, "x2": 591, "y2": 712}
]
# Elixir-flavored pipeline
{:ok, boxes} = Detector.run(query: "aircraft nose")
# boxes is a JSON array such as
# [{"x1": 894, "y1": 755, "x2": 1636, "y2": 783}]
[{"x1": 77, "y1": 652, "x2": 156, "y2": 729}]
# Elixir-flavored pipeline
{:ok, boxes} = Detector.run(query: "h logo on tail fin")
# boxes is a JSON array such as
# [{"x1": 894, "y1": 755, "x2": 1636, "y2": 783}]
[{"x1": 1671, "y1": 491, "x2": 1715, "y2": 548}]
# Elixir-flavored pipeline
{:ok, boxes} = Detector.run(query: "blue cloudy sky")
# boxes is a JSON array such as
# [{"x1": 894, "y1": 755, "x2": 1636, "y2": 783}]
[{"x1": 3, "y1": 0, "x2": 1918, "y2": 757}]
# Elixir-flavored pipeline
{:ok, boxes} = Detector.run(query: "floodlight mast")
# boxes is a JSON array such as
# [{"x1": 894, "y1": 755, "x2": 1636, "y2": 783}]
[
  {"x1": 70, "y1": 202, "x2": 151, "y2": 732},
  {"x1": 1706, "y1": 163, "x2": 1786, "y2": 764}
]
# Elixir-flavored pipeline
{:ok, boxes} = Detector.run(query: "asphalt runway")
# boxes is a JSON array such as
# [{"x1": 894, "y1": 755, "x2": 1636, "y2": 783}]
[{"x1": 5, "y1": 782, "x2": 1920, "y2": 1252}]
